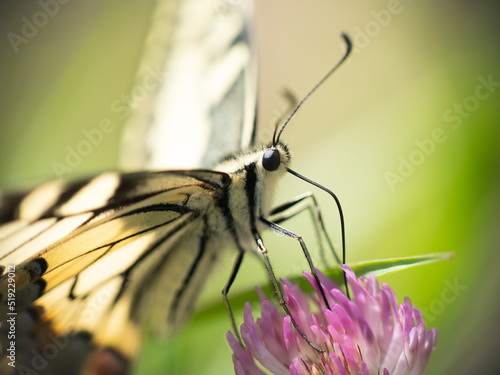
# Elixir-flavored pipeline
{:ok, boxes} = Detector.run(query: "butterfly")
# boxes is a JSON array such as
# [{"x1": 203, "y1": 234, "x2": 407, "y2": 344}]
[{"x1": 0, "y1": 4, "x2": 351, "y2": 375}]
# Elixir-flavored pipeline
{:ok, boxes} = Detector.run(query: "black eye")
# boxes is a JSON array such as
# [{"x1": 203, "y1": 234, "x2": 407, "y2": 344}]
[{"x1": 262, "y1": 149, "x2": 280, "y2": 171}]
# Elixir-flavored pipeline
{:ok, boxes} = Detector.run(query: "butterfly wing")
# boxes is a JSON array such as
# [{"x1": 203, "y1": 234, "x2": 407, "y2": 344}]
[
  {"x1": 119, "y1": 0, "x2": 257, "y2": 171},
  {"x1": 0, "y1": 1, "x2": 258, "y2": 374},
  {"x1": 0, "y1": 169, "x2": 229, "y2": 374}
]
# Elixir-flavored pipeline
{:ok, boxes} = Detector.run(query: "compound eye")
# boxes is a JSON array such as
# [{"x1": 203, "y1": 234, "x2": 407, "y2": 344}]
[{"x1": 262, "y1": 149, "x2": 280, "y2": 171}]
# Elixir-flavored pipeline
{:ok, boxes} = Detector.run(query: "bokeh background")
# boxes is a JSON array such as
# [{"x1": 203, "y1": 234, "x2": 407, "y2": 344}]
[{"x1": 1, "y1": 0, "x2": 499, "y2": 374}]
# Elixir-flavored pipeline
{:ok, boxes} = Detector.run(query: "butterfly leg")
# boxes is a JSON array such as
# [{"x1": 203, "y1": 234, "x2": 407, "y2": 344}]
[
  {"x1": 268, "y1": 191, "x2": 341, "y2": 266},
  {"x1": 222, "y1": 250, "x2": 244, "y2": 345},
  {"x1": 259, "y1": 217, "x2": 332, "y2": 312},
  {"x1": 267, "y1": 192, "x2": 350, "y2": 300},
  {"x1": 252, "y1": 231, "x2": 324, "y2": 354}
]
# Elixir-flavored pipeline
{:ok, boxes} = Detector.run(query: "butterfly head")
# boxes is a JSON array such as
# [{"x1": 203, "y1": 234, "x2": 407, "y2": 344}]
[
  {"x1": 215, "y1": 140, "x2": 291, "y2": 175},
  {"x1": 261, "y1": 141, "x2": 291, "y2": 173}
]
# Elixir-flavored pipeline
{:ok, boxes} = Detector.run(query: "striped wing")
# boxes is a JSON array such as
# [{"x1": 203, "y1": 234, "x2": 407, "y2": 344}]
[
  {"x1": 0, "y1": 1, "x2": 258, "y2": 374},
  {"x1": 120, "y1": 0, "x2": 257, "y2": 171},
  {"x1": 0, "y1": 169, "x2": 228, "y2": 374}
]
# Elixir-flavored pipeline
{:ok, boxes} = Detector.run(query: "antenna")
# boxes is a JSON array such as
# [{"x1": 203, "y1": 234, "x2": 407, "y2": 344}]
[
  {"x1": 287, "y1": 168, "x2": 348, "y2": 296},
  {"x1": 279, "y1": 33, "x2": 352, "y2": 297},
  {"x1": 274, "y1": 33, "x2": 352, "y2": 145}
]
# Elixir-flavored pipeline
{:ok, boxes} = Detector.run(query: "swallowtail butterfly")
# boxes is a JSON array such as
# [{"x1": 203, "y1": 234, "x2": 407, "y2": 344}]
[{"x1": 0, "y1": 1, "x2": 351, "y2": 374}]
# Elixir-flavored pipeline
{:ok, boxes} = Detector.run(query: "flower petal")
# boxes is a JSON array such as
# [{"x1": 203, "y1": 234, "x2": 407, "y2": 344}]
[
  {"x1": 227, "y1": 267, "x2": 437, "y2": 375},
  {"x1": 226, "y1": 331, "x2": 265, "y2": 375},
  {"x1": 241, "y1": 303, "x2": 289, "y2": 375}
]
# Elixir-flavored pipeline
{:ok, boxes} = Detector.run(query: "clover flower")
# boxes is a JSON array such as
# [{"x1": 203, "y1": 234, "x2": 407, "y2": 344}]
[{"x1": 226, "y1": 265, "x2": 437, "y2": 374}]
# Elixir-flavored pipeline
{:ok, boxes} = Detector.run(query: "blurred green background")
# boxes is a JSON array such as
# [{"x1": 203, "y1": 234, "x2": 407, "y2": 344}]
[{"x1": 1, "y1": 0, "x2": 499, "y2": 374}]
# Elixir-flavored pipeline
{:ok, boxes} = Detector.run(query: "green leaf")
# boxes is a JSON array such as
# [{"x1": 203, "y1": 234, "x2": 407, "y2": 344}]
[
  {"x1": 323, "y1": 251, "x2": 455, "y2": 284},
  {"x1": 192, "y1": 252, "x2": 454, "y2": 323}
]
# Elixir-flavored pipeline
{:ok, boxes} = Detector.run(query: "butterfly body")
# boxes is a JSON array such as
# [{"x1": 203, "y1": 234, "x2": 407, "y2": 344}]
[{"x1": 0, "y1": 142, "x2": 291, "y2": 374}]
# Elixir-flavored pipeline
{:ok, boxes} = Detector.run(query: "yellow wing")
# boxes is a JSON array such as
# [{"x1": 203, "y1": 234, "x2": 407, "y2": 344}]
[{"x1": 0, "y1": 169, "x2": 229, "y2": 375}]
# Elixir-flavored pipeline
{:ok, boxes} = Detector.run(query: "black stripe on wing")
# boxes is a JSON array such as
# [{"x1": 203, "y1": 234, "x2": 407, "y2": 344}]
[
  {"x1": 0, "y1": 170, "x2": 229, "y2": 224},
  {"x1": 168, "y1": 218, "x2": 209, "y2": 324},
  {"x1": 0, "y1": 169, "x2": 230, "y2": 303},
  {"x1": 0, "y1": 187, "x2": 211, "y2": 374}
]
